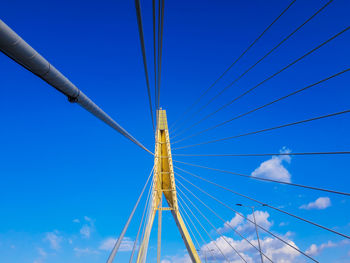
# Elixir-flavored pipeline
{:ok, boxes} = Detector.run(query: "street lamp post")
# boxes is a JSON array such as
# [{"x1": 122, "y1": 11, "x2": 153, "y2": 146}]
[
  {"x1": 236, "y1": 203, "x2": 265, "y2": 263},
  {"x1": 251, "y1": 206, "x2": 264, "y2": 263}
]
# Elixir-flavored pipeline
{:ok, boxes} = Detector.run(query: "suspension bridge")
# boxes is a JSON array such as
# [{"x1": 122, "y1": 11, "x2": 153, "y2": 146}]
[{"x1": 1, "y1": 0, "x2": 349, "y2": 262}]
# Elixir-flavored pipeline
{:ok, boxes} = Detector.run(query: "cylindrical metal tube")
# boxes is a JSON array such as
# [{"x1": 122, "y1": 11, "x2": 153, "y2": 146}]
[{"x1": 0, "y1": 19, "x2": 152, "y2": 155}]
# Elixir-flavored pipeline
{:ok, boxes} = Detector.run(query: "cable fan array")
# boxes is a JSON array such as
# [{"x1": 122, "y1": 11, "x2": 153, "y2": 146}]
[{"x1": 110, "y1": 0, "x2": 350, "y2": 262}]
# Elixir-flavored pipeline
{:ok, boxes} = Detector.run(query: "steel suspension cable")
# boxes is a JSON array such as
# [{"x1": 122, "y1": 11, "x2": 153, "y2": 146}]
[
  {"x1": 139, "y1": 179, "x2": 154, "y2": 249},
  {"x1": 175, "y1": 168, "x2": 350, "y2": 240},
  {"x1": 177, "y1": 178, "x2": 273, "y2": 263},
  {"x1": 180, "y1": 208, "x2": 220, "y2": 263},
  {"x1": 157, "y1": 0, "x2": 165, "y2": 109},
  {"x1": 174, "y1": 161, "x2": 350, "y2": 196},
  {"x1": 173, "y1": 67, "x2": 350, "y2": 144},
  {"x1": 176, "y1": 172, "x2": 319, "y2": 263},
  {"x1": 129, "y1": 178, "x2": 153, "y2": 263},
  {"x1": 153, "y1": 0, "x2": 158, "y2": 113},
  {"x1": 173, "y1": 151, "x2": 350, "y2": 157},
  {"x1": 172, "y1": 8, "x2": 348, "y2": 140},
  {"x1": 179, "y1": 209, "x2": 202, "y2": 251},
  {"x1": 178, "y1": 201, "x2": 218, "y2": 262},
  {"x1": 107, "y1": 167, "x2": 154, "y2": 263},
  {"x1": 169, "y1": 0, "x2": 297, "y2": 131},
  {"x1": 173, "y1": 109, "x2": 350, "y2": 150},
  {"x1": 179, "y1": 210, "x2": 219, "y2": 263},
  {"x1": 179, "y1": 208, "x2": 218, "y2": 262},
  {"x1": 177, "y1": 186, "x2": 249, "y2": 263},
  {"x1": 156, "y1": 0, "x2": 161, "y2": 110},
  {"x1": 135, "y1": 0, "x2": 155, "y2": 132},
  {"x1": 177, "y1": 194, "x2": 231, "y2": 262},
  {"x1": 0, "y1": 19, "x2": 153, "y2": 155}
]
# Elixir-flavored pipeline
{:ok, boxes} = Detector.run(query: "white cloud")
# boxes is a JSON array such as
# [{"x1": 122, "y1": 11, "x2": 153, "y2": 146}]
[
  {"x1": 219, "y1": 210, "x2": 273, "y2": 237},
  {"x1": 44, "y1": 231, "x2": 62, "y2": 250},
  {"x1": 238, "y1": 211, "x2": 273, "y2": 235},
  {"x1": 79, "y1": 216, "x2": 95, "y2": 239},
  {"x1": 38, "y1": 248, "x2": 47, "y2": 257},
  {"x1": 251, "y1": 147, "x2": 291, "y2": 183},
  {"x1": 300, "y1": 197, "x2": 331, "y2": 210},
  {"x1": 202, "y1": 234, "x2": 300, "y2": 263},
  {"x1": 84, "y1": 216, "x2": 92, "y2": 222},
  {"x1": 161, "y1": 254, "x2": 192, "y2": 263},
  {"x1": 279, "y1": 222, "x2": 289, "y2": 227},
  {"x1": 74, "y1": 247, "x2": 99, "y2": 256},
  {"x1": 218, "y1": 213, "x2": 244, "y2": 234},
  {"x1": 168, "y1": 210, "x2": 303, "y2": 263},
  {"x1": 99, "y1": 237, "x2": 134, "y2": 252},
  {"x1": 99, "y1": 238, "x2": 115, "y2": 251},
  {"x1": 33, "y1": 247, "x2": 47, "y2": 263},
  {"x1": 305, "y1": 240, "x2": 349, "y2": 256},
  {"x1": 80, "y1": 225, "x2": 92, "y2": 239},
  {"x1": 73, "y1": 219, "x2": 80, "y2": 223}
]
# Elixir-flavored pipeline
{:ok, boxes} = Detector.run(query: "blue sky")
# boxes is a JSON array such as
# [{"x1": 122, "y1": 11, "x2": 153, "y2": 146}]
[{"x1": 0, "y1": 0, "x2": 349, "y2": 262}]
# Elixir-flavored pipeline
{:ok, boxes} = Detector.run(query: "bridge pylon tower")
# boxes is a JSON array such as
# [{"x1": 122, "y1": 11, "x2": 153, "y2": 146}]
[{"x1": 136, "y1": 109, "x2": 201, "y2": 263}]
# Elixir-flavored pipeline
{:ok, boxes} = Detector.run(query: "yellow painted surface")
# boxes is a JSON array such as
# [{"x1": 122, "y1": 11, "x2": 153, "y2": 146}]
[{"x1": 136, "y1": 109, "x2": 201, "y2": 263}]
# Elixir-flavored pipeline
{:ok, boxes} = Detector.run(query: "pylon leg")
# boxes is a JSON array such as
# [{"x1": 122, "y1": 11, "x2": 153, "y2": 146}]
[{"x1": 157, "y1": 196, "x2": 162, "y2": 263}]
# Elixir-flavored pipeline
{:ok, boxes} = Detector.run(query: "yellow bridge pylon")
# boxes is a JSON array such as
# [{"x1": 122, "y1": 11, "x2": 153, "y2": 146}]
[{"x1": 136, "y1": 109, "x2": 201, "y2": 263}]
